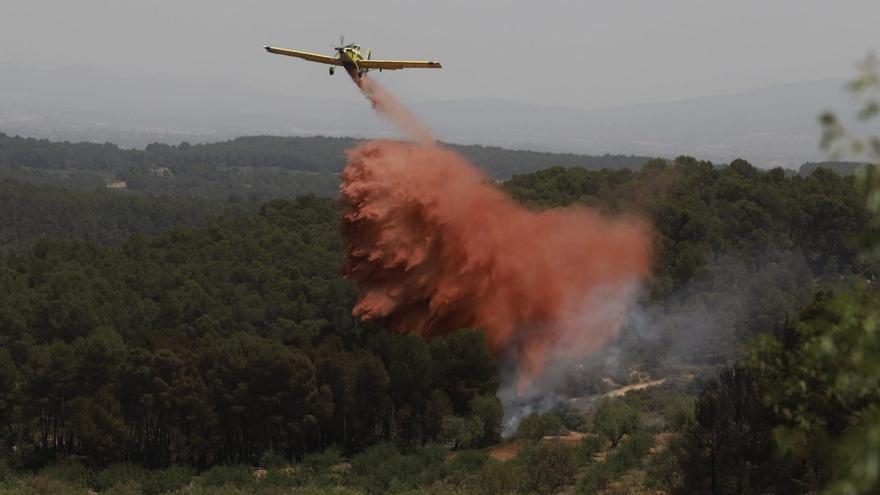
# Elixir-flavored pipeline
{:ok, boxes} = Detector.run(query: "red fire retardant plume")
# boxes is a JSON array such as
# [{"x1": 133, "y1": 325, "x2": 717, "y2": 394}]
[{"x1": 341, "y1": 74, "x2": 653, "y2": 389}]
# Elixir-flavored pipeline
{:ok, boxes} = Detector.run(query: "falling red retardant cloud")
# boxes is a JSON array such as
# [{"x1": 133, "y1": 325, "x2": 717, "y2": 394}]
[{"x1": 341, "y1": 73, "x2": 653, "y2": 391}]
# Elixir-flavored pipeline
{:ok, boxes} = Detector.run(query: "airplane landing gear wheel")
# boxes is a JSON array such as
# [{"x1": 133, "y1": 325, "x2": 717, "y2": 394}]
[{"x1": 329, "y1": 67, "x2": 335, "y2": 75}]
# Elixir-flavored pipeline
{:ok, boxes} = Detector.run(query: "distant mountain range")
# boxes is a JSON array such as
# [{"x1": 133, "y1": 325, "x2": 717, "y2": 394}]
[{"x1": 1, "y1": 62, "x2": 876, "y2": 167}]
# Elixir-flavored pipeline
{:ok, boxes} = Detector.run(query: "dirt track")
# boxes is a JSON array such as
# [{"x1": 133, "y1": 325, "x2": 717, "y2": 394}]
[{"x1": 603, "y1": 378, "x2": 668, "y2": 398}]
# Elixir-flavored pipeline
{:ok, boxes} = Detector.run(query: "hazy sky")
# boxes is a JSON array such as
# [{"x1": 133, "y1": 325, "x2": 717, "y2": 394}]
[{"x1": 2, "y1": 0, "x2": 878, "y2": 108}]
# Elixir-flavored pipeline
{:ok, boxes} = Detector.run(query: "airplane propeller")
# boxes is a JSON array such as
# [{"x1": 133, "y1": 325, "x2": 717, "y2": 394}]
[{"x1": 331, "y1": 35, "x2": 347, "y2": 54}]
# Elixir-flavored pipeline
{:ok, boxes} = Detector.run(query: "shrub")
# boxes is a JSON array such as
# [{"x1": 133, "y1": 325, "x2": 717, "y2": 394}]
[
  {"x1": 104, "y1": 480, "x2": 144, "y2": 495},
  {"x1": 576, "y1": 434, "x2": 603, "y2": 465},
  {"x1": 348, "y1": 443, "x2": 451, "y2": 494},
  {"x1": 576, "y1": 430, "x2": 655, "y2": 494},
  {"x1": 561, "y1": 409, "x2": 588, "y2": 433},
  {"x1": 608, "y1": 429, "x2": 653, "y2": 469},
  {"x1": 577, "y1": 460, "x2": 614, "y2": 494},
  {"x1": 645, "y1": 445, "x2": 684, "y2": 493},
  {"x1": 22, "y1": 474, "x2": 91, "y2": 495},
  {"x1": 303, "y1": 445, "x2": 343, "y2": 474},
  {"x1": 199, "y1": 464, "x2": 255, "y2": 488},
  {"x1": 448, "y1": 449, "x2": 487, "y2": 472},
  {"x1": 259, "y1": 449, "x2": 288, "y2": 469},
  {"x1": 516, "y1": 412, "x2": 564, "y2": 441},
  {"x1": 0, "y1": 460, "x2": 14, "y2": 485},
  {"x1": 92, "y1": 463, "x2": 150, "y2": 492},
  {"x1": 662, "y1": 394, "x2": 695, "y2": 431},
  {"x1": 518, "y1": 441, "x2": 578, "y2": 494},
  {"x1": 181, "y1": 486, "x2": 258, "y2": 495},
  {"x1": 39, "y1": 459, "x2": 94, "y2": 487},
  {"x1": 410, "y1": 444, "x2": 449, "y2": 487},
  {"x1": 469, "y1": 395, "x2": 503, "y2": 446},
  {"x1": 288, "y1": 486, "x2": 366, "y2": 495},
  {"x1": 443, "y1": 415, "x2": 484, "y2": 449},
  {"x1": 348, "y1": 443, "x2": 405, "y2": 494},
  {"x1": 592, "y1": 398, "x2": 641, "y2": 447},
  {"x1": 477, "y1": 460, "x2": 522, "y2": 495},
  {"x1": 141, "y1": 465, "x2": 194, "y2": 495},
  {"x1": 260, "y1": 468, "x2": 302, "y2": 489}
]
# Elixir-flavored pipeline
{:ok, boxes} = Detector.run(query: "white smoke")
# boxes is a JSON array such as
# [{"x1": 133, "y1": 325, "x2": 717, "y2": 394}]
[
  {"x1": 497, "y1": 250, "x2": 815, "y2": 437},
  {"x1": 498, "y1": 280, "x2": 642, "y2": 436}
]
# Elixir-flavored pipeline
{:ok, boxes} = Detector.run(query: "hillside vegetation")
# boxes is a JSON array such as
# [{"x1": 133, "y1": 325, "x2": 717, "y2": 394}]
[
  {"x1": 0, "y1": 140, "x2": 876, "y2": 493},
  {"x1": 0, "y1": 178, "x2": 258, "y2": 257},
  {"x1": 0, "y1": 133, "x2": 650, "y2": 195}
]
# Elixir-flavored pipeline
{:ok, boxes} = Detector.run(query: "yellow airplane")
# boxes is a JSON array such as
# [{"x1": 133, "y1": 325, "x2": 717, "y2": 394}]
[{"x1": 264, "y1": 36, "x2": 441, "y2": 78}]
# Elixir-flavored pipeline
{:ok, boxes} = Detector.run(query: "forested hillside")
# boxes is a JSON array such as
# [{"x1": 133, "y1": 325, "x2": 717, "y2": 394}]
[
  {"x1": 0, "y1": 133, "x2": 648, "y2": 256},
  {"x1": 0, "y1": 197, "x2": 500, "y2": 468},
  {"x1": 0, "y1": 133, "x2": 650, "y2": 191},
  {"x1": 0, "y1": 179, "x2": 259, "y2": 257},
  {"x1": 505, "y1": 157, "x2": 870, "y2": 294},
  {"x1": 504, "y1": 158, "x2": 872, "y2": 382},
  {"x1": 0, "y1": 133, "x2": 652, "y2": 176},
  {"x1": 0, "y1": 154, "x2": 874, "y2": 494}
]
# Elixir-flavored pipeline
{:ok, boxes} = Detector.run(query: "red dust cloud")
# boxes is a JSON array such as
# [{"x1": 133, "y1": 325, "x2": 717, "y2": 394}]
[{"x1": 341, "y1": 74, "x2": 653, "y2": 391}]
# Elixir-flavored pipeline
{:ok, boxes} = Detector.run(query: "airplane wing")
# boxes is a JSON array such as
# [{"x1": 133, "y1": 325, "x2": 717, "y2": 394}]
[
  {"x1": 264, "y1": 46, "x2": 342, "y2": 66},
  {"x1": 357, "y1": 59, "x2": 442, "y2": 70}
]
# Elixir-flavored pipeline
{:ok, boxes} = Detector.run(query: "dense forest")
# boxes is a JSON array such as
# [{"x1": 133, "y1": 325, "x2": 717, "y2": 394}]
[
  {"x1": 0, "y1": 136, "x2": 877, "y2": 493},
  {"x1": 0, "y1": 133, "x2": 650, "y2": 256},
  {"x1": 0, "y1": 197, "x2": 500, "y2": 466},
  {"x1": 504, "y1": 158, "x2": 874, "y2": 400},
  {"x1": 513, "y1": 157, "x2": 872, "y2": 282},
  {"x1": 0, "y1": 178, "x2": 260, "y2": 257},
  {"x1": 0, "y1": 131, "x2": 869, "y2": 262}
]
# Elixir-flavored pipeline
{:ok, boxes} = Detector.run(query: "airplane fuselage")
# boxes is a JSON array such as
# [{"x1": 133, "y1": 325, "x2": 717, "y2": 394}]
[
  {"x1": 340, "y1": 46, "x2": 364, "y2": 64},
  {"x1": 338, "y1": 46, "x2": 367, "y2": 77}
]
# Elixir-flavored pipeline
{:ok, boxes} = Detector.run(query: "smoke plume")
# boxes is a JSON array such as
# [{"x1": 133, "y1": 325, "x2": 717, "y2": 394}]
[{"x1": 341, "y1": 74, "x2": 653, "y2": 394}]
